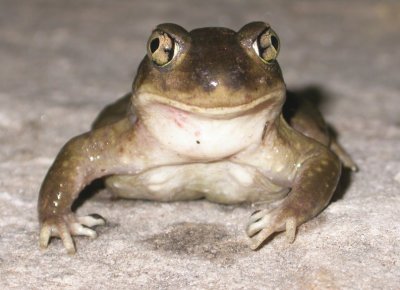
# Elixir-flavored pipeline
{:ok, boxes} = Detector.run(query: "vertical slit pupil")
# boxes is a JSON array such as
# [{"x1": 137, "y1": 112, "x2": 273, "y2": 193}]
[
  {"x1": 257, "y1": 37, "x2": 264, "y2": 56},
  {"x1": 271, "y1": 35, "x2": 279, "y2": 50},
  {"x1": 166, "y1": 44, "x2": 174, "y2": 60},
  {"x1": 150, "y1": 38, "x2": 160, "y2": 53}
]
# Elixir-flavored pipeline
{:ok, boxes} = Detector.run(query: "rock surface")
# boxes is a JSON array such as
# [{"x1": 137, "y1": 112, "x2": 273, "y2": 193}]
[{"x1": 1, "y1": 0, "x2": 399, "y2": 289}]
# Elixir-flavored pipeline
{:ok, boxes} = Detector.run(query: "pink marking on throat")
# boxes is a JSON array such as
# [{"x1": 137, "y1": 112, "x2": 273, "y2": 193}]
[
  {"x1": 174, "y1": 118, "x2": 184, "y2": 128},
  {"x1": 166, "y1": 105, "x2": 201, "y2": 136},
  {"x1": 167, "y1": 106, "x2": 188, "y2": 129}
]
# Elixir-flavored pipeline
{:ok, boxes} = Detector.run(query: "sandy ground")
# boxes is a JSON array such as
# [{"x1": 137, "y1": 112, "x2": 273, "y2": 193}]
[{"x1": 1, "y1": 0, "x2": 399, "y2": 289}]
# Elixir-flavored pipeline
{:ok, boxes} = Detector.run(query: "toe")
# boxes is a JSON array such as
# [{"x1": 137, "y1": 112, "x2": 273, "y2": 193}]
[
  {"x1": 39, "y1": 212, "x2": 106, "y2": 253},
  {"x1": 70, "y1": 223, "x2": 98, "y2": 239},
  {"x1": 246, "y1": 215, "x2": 271, "y2": 237},
  {"x1": 77, "y1": 214, "x2": 106, "y2": 227},
  {"x1": 249, "y1": 228, "x2": 274, "y2": 250},
  {"x1": 57, "y1": 222, "x2": 76, "y2": 254},
  {"x1": 39, "y1": 223, "x2": 51, "y2": 249},
  {"x1": 249, "y1": 209, "x2": 269, "y2": 223},
  {"x1": 285, "y1": 217, "x2": 297, "y2": 243}
]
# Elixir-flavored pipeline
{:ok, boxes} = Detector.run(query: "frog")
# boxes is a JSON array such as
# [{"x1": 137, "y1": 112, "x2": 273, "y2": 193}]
[{"x1": 38, "y1": 22, "x2": 357, "y2": 254}]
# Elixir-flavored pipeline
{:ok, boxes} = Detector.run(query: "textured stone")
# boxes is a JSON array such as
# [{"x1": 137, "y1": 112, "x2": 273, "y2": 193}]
[{"x1": 1, "y1": 0, "x2": 399, "y2": 289}]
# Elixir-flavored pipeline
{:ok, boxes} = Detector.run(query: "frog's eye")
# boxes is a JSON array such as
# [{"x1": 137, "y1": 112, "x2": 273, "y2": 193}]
[
  {"x1": 253, "y1": 28, "x2": 280, "y2": 63},
  {"x1": 147, "y1": 31, "x2": 179, "y2": 66}
]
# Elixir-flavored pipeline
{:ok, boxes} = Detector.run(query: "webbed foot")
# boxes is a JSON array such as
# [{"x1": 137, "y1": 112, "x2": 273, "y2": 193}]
[{"x1": 39, "y1": 213, "x2": 106, "y2": 254}]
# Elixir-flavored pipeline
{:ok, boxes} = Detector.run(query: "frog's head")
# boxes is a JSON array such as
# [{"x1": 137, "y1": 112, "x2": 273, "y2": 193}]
[{"x1": 132, "y1": 22, "x2": 286, "y2": 159}]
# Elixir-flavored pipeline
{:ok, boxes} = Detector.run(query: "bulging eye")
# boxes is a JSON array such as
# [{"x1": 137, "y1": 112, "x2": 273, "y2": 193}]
[
  {"x1": 253, "y1": 28, "x2": 280, "y2": 63},
  {"x1": 147, "y1": 31, "x2": 179, "y2": 66}
]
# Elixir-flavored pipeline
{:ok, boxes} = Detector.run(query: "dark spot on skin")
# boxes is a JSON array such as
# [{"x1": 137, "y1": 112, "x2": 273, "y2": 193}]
[
  {"x1": 196, "y1": 140, "x2": 200, "y2": 144},
  {"x1": 143, "y1": 222, "x2": 248, "y2": 264}
]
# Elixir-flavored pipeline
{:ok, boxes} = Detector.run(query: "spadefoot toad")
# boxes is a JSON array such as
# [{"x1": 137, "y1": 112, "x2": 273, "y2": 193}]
[{"x1": 38, "y1": 22, "x2": 357, "y2": 254}]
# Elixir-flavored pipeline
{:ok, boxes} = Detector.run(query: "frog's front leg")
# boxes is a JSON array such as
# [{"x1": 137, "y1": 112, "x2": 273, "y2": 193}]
[
  {"x1": 246, "y1": 147, "x2": 341, "y2": 249},
  {"x1": 38, "y1": 119, "x2": 141, "y2": 254}
]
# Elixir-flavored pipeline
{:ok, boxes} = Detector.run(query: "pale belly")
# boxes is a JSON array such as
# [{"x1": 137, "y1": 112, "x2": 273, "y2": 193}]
[{"x1": 105, "y1": 161, "x2": 290, "y2": 204}]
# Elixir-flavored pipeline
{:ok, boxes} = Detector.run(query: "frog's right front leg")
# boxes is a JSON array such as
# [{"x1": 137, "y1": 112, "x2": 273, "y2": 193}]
[{"x1": 38, "y1": 119, "x2": 148, "y2": 254}]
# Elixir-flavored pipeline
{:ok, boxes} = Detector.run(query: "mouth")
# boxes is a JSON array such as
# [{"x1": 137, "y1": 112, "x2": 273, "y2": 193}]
[{"x1": 135, "y1": 90, "x2": 284, "y2": 118}]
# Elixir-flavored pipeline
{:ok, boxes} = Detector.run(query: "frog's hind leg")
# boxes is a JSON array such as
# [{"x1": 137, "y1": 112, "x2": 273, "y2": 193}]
[
  {"x1": 92, "y1": 93, "x2": 133, "y2": 129},
  {"x1": 330, "y1": 137, "x2": 358, "y2": 171},
  {"x1": 284, "y1": 91, "x2": 357, "y2": 171}
]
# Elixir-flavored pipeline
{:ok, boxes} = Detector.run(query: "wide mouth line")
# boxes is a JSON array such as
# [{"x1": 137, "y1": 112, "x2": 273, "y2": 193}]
[{"x1": 135, "y1": 90, "x2": 282, "y2": 117}]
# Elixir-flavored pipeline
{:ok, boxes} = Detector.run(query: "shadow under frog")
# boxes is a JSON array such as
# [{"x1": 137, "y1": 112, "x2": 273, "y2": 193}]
[{"x1": 38, "y1": 22, "x2": 357, "y2": 254}]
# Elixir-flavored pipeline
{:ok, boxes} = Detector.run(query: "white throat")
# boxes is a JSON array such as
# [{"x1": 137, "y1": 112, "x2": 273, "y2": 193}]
[{"x1": 138, "y1": 94, "x2": 278, "y2": 160}]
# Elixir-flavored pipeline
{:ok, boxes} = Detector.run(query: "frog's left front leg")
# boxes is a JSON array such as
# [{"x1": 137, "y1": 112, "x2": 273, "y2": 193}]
[{"x1": 246, "y1": 148, "x2": 341, "y2": 249}]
